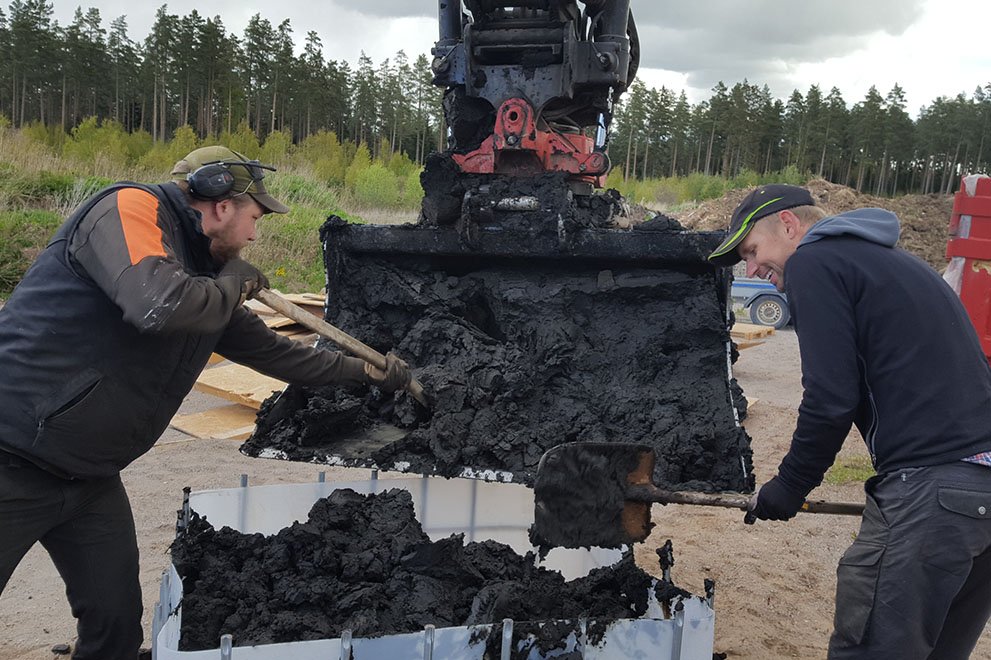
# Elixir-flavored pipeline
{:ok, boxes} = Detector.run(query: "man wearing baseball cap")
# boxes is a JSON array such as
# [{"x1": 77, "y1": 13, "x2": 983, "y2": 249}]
[
  {"x1": 710, "y1": 184, "x2": 991, "y2": 658},
  {"x1": 0, "y1": 145, "x2": 410, "y2": 658}
]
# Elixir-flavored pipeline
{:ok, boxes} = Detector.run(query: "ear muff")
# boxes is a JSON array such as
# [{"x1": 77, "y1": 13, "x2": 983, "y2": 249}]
[{"x1": 187, "y1": 163, "x2": 236, "y2": 201}]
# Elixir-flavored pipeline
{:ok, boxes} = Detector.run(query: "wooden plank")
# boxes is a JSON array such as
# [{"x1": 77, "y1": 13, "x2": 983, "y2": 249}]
[
  {"x1": 243, "y1": 299, "x2": 280, "y2": 316},
  {"x1": 735, "y1": 340, "x2": 766, "y2": 351},
  {"x1": 263, "y1": 315, "x2": 297, "y2": 329},
  {"x1": 274, "y1": 326, "x2": 311, "y2": 338},
  {"x1": 169, "y1": 404, "x2": 258, "y2": 440},
  {"x1": 731, "y1": 322, "x2": 775, "y2": 340},
  {"x1": 194, "y1": 363, "x2": 286, "y2": 409}
]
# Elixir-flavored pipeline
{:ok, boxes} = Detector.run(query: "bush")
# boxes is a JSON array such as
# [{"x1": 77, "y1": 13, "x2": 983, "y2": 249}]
[
  {"x1": 64, "y1": 117, "x2": 132, "y2": 165},
  {"x1": 402, "y1": 168, "x2": 424, "y2": 210},
  {"x1": 354, "y1": 163, "x2": 400, "y2": 207},
  {"x1": 605, "y1": 167, "x2": 626, "y2": 194},
  {"x1": 221, "y1": 120, "x2": 260, "y2": 159},
  {"x1": 388, "y1": 151, "x2": 419, "y2": 179},
  {"x1": 124, "y1": 129, "x2": 153, "y2": 162},
  {"x1": 344, "y1": 142, "x2": 372, "y2": 192},
  {"x1": 729, "y1": 168, "x2": 760, "y2": 190},
  {"x1": 23, "y1": 120, "x2": 65, "y2": 150},
  {"x1": 0, "y1": 209, "x2": 63, "y2": 295},
  {"x1": 260, "y1": 129, "x2": 293, "y2": 166},
  {"x1": 299, "y1": 130, "x2": 347, "y2": 186}
]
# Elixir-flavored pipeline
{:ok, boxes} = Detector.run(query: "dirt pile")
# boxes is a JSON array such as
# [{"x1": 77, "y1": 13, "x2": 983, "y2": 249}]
[
  {"x1": 170, "y1": 487, "x2": 691, "y2": 652},
  {"x1": 672, "y1": 179, "x2": 955, "y2": 270}
]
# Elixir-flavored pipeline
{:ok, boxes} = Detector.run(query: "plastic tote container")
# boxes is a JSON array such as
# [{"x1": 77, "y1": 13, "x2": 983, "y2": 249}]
[{"x1": 152, "y1": 476, "x2": 715, "y2": 659}]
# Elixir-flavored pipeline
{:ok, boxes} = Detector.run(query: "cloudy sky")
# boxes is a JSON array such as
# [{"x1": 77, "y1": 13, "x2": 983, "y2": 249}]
[{"x1": 49, "y1": 0, "x2": 990, "y2": 118}]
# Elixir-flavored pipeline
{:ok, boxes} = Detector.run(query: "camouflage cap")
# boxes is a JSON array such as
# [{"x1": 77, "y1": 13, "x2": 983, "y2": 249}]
[{"x1": 171, "y1": 145, "x2": 289, "y2": 214}]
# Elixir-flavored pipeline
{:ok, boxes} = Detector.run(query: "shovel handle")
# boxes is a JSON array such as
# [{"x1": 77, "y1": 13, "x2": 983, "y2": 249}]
[
  {"x1": 630, "y1": 484, "x2": 864, "y2": 517},
  {"x1": 253, "y1": 289, "x2": 428, "y2": 407}
]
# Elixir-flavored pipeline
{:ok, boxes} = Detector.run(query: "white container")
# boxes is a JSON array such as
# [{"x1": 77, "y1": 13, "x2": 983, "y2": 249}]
[{"x1": 153, "y1": 476, "x2": 715, "y2": 659}]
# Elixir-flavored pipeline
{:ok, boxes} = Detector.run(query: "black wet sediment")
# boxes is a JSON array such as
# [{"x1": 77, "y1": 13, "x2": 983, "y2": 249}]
[
  {"x1": 530, "y1": 442, "x2": 649, "y2": 551},
  {"x1": 171, "y1": 488, "x2": 692, "y2": 652},
  {"x1": 244, "y1": 249, "x2": 753, "y2": 491},
  {"x1": 242, "y1": 160, "x2": 754, "y2": 494}
]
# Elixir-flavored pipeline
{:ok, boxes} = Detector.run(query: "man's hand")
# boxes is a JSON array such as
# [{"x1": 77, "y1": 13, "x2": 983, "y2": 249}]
[
  {"x1": 220, "y1": 258, "x2": 269, "y2": 301},
  {"x1": 364, "y1": 352, "x2": 412, "y2": 393},
  {"x1": 744, "y1": 476, "x2": 806, "y2": 524}
]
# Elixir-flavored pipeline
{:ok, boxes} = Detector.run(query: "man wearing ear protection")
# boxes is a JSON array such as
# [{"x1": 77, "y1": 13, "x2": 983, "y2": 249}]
[{"x1": 0, "y1": 145, "x2": 410, "y2": 659}]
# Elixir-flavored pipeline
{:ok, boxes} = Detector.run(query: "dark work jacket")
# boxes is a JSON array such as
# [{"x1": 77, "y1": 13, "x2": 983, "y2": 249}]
[
  {"x1": 0, "y1": 182, "x2": 366, "y2": 479},
  {"x1": 777, "y1": 209, "x2": 991, "y2": 496}
]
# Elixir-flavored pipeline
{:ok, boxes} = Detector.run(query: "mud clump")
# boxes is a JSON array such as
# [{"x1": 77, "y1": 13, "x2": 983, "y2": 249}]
[{"x1": 170, "y1": 488, "x2": 691, "y2": 651}]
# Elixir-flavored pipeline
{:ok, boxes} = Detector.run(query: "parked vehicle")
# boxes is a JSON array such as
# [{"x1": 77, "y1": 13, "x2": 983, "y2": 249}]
[{"x1": 730, "y1": 277, "x2": 790, "y2": 329}]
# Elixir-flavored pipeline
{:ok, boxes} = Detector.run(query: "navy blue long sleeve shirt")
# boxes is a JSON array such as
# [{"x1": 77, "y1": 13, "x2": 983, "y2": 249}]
[{"x1": 776, "y1": 209, "x2": 991, "y2": 496}]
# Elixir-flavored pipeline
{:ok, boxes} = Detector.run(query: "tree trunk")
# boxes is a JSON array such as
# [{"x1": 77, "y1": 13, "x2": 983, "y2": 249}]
[
  {"x1": 630, "y1": 139, "x2": 638, "y2": 181},
  {"x1": 270, "y1": 87, "x2": 277, "y2": 134},
  {"x1": 670, "y1": 140, "x2": 678, "y2": 178},
  {"x1": 624, "y1": 125, "x2": 633, "y2": 181},
  {"x1": 875, "y1": 149, "x2": 888, "y2": 196},
  {"x1": 20, "y1": 74, "x2": 26, "y2": 127},
  {"x1": 944, "y1": 143, "x2": 961, "y2": 195},
  {"x1": 704, "y1": 123, "x2": 715, "y2": 176},
  {"x1": 152, "y1": 77, "x2": 158, "y2": 145},
  {"x1": 642, "y1": 135, "x2": 649, "y2": 179},
  {"x1": 160, "y1": 75, "x2": 167, "y2": 142},
  {"x1": 61, "y1": 74, "x2": 66, "y2": 131}
]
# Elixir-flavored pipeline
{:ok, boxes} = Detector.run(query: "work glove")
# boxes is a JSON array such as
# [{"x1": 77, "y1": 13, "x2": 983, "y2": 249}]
[
  {"x1": 219, "y1": 258, "x2": 269, "y2": 301},
  {"x1": 364, "y1": 352, "x2": 412, "y2": 393},
  {"x1": 744, "y1": 476, "x2": 806, "y2": 524}
]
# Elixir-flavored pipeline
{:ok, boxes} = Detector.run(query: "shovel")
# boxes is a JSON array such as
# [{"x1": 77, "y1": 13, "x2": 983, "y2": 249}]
[
  {"x1": 254, "y1": 288, "x2": 429, "y2": 408},
  {"x1": 532, "y1": 442, "x2": 865, "y2": 549}
]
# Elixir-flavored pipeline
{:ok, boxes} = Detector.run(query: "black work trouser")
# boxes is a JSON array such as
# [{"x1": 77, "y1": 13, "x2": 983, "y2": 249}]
[
  {"x1": 0, "y1": 455, "x2": 142, "y2": 660},
  {"x1": 828, "y1": 461, "x2": 991, "y2": 660}
]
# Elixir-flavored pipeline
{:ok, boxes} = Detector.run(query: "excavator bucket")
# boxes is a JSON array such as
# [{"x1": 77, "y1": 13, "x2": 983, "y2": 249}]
[{"x1": 242, "y1": 170, "x2": 754, "y2": 493}]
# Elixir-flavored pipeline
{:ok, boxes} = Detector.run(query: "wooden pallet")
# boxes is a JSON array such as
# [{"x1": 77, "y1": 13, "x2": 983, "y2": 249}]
[
  {"x1": 169, "y1": 404, "x2": 258, "y2": 441},
  {"x1": 193, "y1": 362, "x2": 287, "y2": 409},
  {"x1": 731, "y1": 322, "x2": 775, "y2": 340}
]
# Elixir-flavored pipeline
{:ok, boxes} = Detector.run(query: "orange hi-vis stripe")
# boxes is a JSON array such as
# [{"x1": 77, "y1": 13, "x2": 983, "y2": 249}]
[{"x1": 117, "y1": 188, "x2": 167, "y2": 266}]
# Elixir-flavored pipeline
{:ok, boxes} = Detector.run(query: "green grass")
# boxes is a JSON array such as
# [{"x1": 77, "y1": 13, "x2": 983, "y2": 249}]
[
  {"x1": 824, "y1": 456, "x2": 875, "y2": 485},
  {"x1": 0, "y1": 209, "x2": 62, "y2": 294}
]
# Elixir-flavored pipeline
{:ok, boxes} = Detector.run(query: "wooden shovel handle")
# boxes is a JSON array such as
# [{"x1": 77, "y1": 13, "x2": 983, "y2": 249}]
[
  {"x1": 629, "y1": 484, "x2": 864, "y2": 516},
  {"x1": 254, "y1": 289, "x2": 428, "y2": 407}
]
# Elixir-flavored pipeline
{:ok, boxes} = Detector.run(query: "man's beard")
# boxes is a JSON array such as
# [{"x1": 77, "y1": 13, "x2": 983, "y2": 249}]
[{"x1": 209, "y1": 241, "x2": 241, "y2": 264}]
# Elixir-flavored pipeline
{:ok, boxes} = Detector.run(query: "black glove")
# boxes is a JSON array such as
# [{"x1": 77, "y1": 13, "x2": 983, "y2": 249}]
[
  {"x1": 364, "y1": 352, "x2": 412, "y2": 393},
  {"x1": 219, "y1": 258, "x2": 269, "y2": 301},
  {"x1": 744, "y1": 476, "x2": 806, "y2": 524}
]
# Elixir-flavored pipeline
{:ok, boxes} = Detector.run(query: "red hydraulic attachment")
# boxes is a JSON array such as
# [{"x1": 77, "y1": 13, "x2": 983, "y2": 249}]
[
  {"x1": 945, "y1": 174, "x2": 991, "y2": 364},
  {"x1": 451, "y1": 98, "x2": 609, "y2": 187}
]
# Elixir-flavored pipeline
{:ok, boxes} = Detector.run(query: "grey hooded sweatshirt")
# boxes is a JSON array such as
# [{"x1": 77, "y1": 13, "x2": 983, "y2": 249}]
[{"x1": 775, "y1": 209, "x2": 991, "y2": 497}]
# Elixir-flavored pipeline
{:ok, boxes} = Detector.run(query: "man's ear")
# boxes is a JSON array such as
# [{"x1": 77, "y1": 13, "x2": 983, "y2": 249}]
[
  {"x1": 211, "y1": 198, "x2": 237, "y2": 224},
  {"x1": 779, "y1": 209, "x2": 801, "y2": 238}
]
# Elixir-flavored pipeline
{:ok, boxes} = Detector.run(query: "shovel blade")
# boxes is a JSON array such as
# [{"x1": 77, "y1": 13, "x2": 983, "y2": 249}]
[{"x1": 532, "y1": 442, "x2": 656, "y2": 549}]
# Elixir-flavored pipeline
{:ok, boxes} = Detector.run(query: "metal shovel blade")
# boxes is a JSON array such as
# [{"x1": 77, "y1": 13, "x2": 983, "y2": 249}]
[{"x1": 532, "y1": 442, "x2": 656, "y2": 549}]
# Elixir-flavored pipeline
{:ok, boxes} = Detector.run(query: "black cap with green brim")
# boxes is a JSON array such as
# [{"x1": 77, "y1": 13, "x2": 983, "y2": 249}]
[
  {"x1": 171, "y1": 145, "x2": 290, "y2": 215},
  {"x1": 707, "y1": 184, "x2": 814, "y2": 267}
]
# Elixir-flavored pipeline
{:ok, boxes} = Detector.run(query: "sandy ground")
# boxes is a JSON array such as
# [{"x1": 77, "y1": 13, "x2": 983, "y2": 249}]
[{"x1": 1, "y1": 329, "x2": 989, "y2": 659}]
